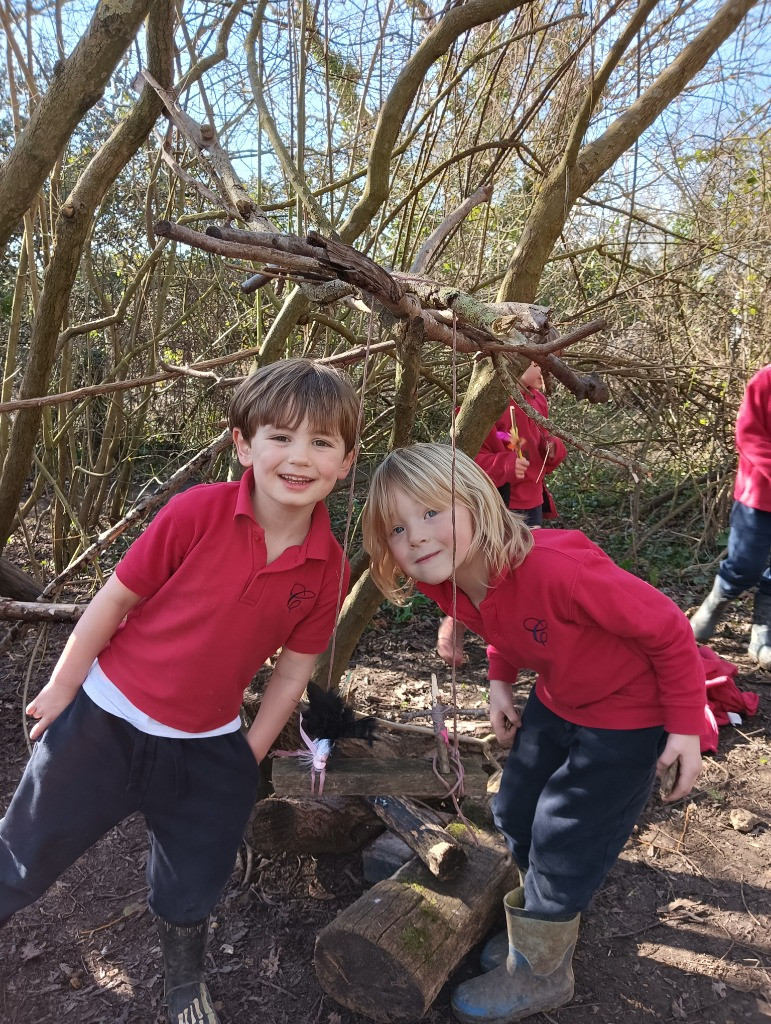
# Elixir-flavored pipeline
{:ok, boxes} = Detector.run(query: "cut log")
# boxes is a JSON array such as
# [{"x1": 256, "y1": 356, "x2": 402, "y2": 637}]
[
  {"x1": 249, "y1": 796, "x2": 383, "y2": 854},
  {"x1": 315, "y1": 823, "x2": 517, "y2": 1022},
  {"x1": 271, "y1": 755, "x2": 492, "y2": 798},
  {"x1": 367, "y1": 796, "x2": 466, "y2": 879}
]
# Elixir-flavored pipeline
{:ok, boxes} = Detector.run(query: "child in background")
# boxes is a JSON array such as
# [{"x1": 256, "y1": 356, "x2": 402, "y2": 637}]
[
  {"x1": 437, "y1": 360, "x2": 566, "y2": 666},
  {"x1": 363, "y1": 444, "x2": 705, "y2": 1024},
  {"x1": 690, "y1": 363, "x2": 771, "y2": 669},
  {"x1": 0, "y1": 358, "x2": 358, "y2": 1024}
]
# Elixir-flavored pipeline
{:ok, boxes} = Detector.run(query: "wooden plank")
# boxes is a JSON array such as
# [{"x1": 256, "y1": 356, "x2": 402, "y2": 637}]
[{"x1": 270, "y1": 756, "x2": 492, "y2": 799}]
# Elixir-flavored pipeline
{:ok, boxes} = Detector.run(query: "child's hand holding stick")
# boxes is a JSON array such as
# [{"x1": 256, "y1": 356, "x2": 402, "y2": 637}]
[{"x1": 656, "y1": 733, "x2": 702, "y2": 802}]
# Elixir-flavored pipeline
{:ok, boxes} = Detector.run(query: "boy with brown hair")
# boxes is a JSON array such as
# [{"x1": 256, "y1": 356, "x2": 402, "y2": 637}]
[{"x1": 0, "y1": 358, "x2": 359, "y2": 1024}]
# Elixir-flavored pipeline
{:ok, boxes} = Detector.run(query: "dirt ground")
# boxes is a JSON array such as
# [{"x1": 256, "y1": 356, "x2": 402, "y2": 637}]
[{"x1": 0, "y1": 598, "x2": 769, "y2": 1024}]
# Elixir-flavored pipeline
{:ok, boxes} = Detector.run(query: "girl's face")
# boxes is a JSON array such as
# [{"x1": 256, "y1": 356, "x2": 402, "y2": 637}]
[
  {"x1": 385, "y1": 489, "x2": 477, "y2": 588},
  {"x1": 519, "y1": 361, "x2": 544, "y2": 391}
]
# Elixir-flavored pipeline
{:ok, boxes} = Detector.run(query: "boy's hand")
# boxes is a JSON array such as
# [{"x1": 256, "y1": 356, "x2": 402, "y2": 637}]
[
  {"x1": 656, "y1": 733, "x2": 701, "y2": 802},
  {"x1": 514, "y1": 456, "x2": 529, "y2": 480},
  {"x1": 26, "y1": 681, "x2": 80, "y2": 740},
  {"x1": 489, "y1": 679, "x2": 521, "y2": 748}
]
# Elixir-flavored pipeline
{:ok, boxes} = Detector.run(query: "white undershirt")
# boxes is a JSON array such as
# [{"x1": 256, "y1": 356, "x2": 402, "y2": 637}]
[{"x1": 82, "y1": 660, "x2": 241, "y2": 738}]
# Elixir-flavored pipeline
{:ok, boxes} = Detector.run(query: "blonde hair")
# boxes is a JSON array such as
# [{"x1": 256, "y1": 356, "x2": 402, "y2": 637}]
[
  {"x1": 362, "y1": 443, "x2": 533, "y2": 603},
  {"x1": 228, "y1": 358, "x2": 359, "y2": 453}
]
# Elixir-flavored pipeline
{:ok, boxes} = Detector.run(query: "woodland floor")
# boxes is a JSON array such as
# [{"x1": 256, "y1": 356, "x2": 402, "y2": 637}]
[{"x1": 0, "y1": 593, "x2": 769, "y2": 1024}]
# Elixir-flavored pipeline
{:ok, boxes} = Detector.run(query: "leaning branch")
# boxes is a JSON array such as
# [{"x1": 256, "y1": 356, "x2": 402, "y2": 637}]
[{"x1": 153, "y1": 220, "x2": 608, "y2": 404}]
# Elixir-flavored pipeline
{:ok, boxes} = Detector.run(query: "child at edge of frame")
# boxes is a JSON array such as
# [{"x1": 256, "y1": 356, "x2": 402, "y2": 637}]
[
  {"x1": 361, "y1": 442, "x2": 706, "y2": 1024},
  {"x1": 0, "y1": 358, "x2": 359, "y2": 1024}
]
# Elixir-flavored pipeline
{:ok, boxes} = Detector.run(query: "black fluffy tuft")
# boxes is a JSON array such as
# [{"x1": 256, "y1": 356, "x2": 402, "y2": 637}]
[{"x1": 301, "y1": 683, "x2": 376, "y2": 743}]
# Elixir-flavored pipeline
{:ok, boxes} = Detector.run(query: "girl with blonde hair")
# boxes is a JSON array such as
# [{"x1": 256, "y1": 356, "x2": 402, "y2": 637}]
[{"x1": 363, "y1": 443, "x2": 705, "y2": 1024}]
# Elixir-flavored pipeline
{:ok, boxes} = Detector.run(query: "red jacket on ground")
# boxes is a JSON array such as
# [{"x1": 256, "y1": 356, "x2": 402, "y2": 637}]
[
  {"x1": 734, "y1": 364, "x2": 771, "y2": 513},
  {"x1": 476, "y1": 388, "x2": 567, "y2": 512},
  {"x1": 418, "y1": 530, "x2": 706, "y2": 734}
]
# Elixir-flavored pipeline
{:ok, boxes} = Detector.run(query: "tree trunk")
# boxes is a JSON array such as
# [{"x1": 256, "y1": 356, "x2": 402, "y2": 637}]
[
  {"x1": 0, "y1": 0, "x2": 154, "y2": 254},
  {"x1": 0, "y1": 559, "x2": 43, "y2": 601},
  {"x1": 312, "y1": 566, "x2": 386, "y2": 691},
  {"x1": 498, "y1": 0, "x2": 761, "y2": 305},
  {"x1": 314, "y1": 824, "x2": 517, "y2": 1022},
  {"x1": 0, "y1": 2, "x2": 176, "y2": 553}
]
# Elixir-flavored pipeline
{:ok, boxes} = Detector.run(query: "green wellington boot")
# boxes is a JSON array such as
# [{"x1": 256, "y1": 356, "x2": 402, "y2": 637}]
[
  {"x1": 690, "y1": 577, "x2": 735, "y2": 642},
  {"x1": 748, "y1": 591, "x2": 771, "y2": 670},
  {"x1": 451, "y1": 889, "x2": 580, "y2": 1024},
  {"x1": 156, "y1": 917, "x2": 221, "y2": 1024}
]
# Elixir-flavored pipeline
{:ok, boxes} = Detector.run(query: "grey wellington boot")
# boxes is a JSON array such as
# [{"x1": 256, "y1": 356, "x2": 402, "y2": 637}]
[
  {"x1": 748, "y1": 591, "x2": 771, "y2": 671},
  {"x1": 479, "y1": 887, "x2": 523, "y2": 972},
  {"x1": 690, "y1": 577, "x2": 735, "y2": 642},
  {"x1": 451, "y1": 889, "x2": 580, "y2": 1024},
  {"x1": 157, "y1": 917, "x2": 221, "y2": 1024}
]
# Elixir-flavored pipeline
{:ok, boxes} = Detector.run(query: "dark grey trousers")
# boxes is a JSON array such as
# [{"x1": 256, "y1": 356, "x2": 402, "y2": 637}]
[{"x1": 0, "y1": 689, "x2": 259, "y2": 925}]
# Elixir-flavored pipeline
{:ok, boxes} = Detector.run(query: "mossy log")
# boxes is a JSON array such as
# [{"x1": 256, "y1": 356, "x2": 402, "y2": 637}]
[
  {"x1": 367, "y1": 796, "x2": 466, "y2": 879},
  {"x1": 314, "y1": 824, "x2": 517, "y2": 1022}
]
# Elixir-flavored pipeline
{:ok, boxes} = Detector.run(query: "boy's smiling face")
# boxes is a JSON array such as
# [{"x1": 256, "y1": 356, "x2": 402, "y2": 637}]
[{"x1": 234, "y1": 418, "x2": 353, "y2": 518}]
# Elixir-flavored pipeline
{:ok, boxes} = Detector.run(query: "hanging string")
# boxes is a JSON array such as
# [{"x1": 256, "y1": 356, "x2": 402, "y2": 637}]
[
  {"x1": 450, "y1": 310, "x2": 459, "y2": 759},
  {"x1": 325, "y1": 308, "x2": 376, "y2": 691},
  {"x1": 431, "y1": 309, "x2": 467, "y2": 809}
]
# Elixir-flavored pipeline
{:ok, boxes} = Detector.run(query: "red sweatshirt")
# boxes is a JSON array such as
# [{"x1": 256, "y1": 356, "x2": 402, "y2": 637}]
[
  {"x1": 476, "y1": 389, "x2": 567, "y2": 511},
  {"x1": 418, "y1": 531, "x2": 706, "y2": 734},
  {"x1": 734, "y1": 364, "x2": 771, "y2": 513}
]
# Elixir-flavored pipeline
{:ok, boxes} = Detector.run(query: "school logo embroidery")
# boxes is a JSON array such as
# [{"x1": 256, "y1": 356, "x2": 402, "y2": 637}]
[
  {"x1": 288, "y1": 583, "x2": 316, "y2": 610},
  {"x1": 524, "y1": 617, "x2": 548, "y2": 645}
]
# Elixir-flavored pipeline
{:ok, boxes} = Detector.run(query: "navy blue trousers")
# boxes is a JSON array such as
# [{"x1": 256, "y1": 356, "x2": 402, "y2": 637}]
[
  {"x1": 0, "y1": 690, "x2": 259, "y2": 925},
  {"x1": 493, "y1": 690, "x2": 665, "y2": 918},
  {"x1": 718, "y1": 501, "x2": 771, "y2": 598}
]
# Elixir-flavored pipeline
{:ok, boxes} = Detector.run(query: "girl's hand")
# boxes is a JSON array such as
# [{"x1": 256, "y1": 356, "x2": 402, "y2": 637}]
[
  {"x1": 489, "y1": 679, "x2": 521, "y2": 748},
  {"x1": 656, "y1": 733, "x2": 702, "y2": 802},
  {"x1": 514, "y1": 456, "x2": 529, "y2": 481},
  {"x1": 26, "y1": 681, "x2": 80, "y2": 740}
]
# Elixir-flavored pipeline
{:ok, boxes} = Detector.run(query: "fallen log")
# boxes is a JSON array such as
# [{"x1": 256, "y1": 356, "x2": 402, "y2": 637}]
[
  {"x1": 249, "y1": 796, "x2": 383, "y2": 854},
  {"x1": 315, "y1": 823, "x2": 517, "y2": 1022},
  {"x1": 0, "y1": 598, "x2": 84, "y2": 622},
  {"x1": 367, "y1": 795, "x2": 466, "y2": 879}
]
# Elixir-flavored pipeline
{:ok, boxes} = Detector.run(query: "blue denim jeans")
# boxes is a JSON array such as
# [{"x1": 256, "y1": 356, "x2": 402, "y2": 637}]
[{"x1": 718, "y1": 501, "x2": 771, "y2": 598}]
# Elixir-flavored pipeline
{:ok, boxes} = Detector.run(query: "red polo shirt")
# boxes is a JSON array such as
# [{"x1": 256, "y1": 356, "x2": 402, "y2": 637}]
[
  {"x1": 476, "y1": 389, "x2": 567, "y2": 511},
  {"x1": 98, "y1": 472, "x2": 349, "y2": 731},
  {"x1": 734, "y1": 364, "x2": 771, "y2": 513},
  {"x1": 418, "y1": 530, "x2": 706, "y2": 734}
]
